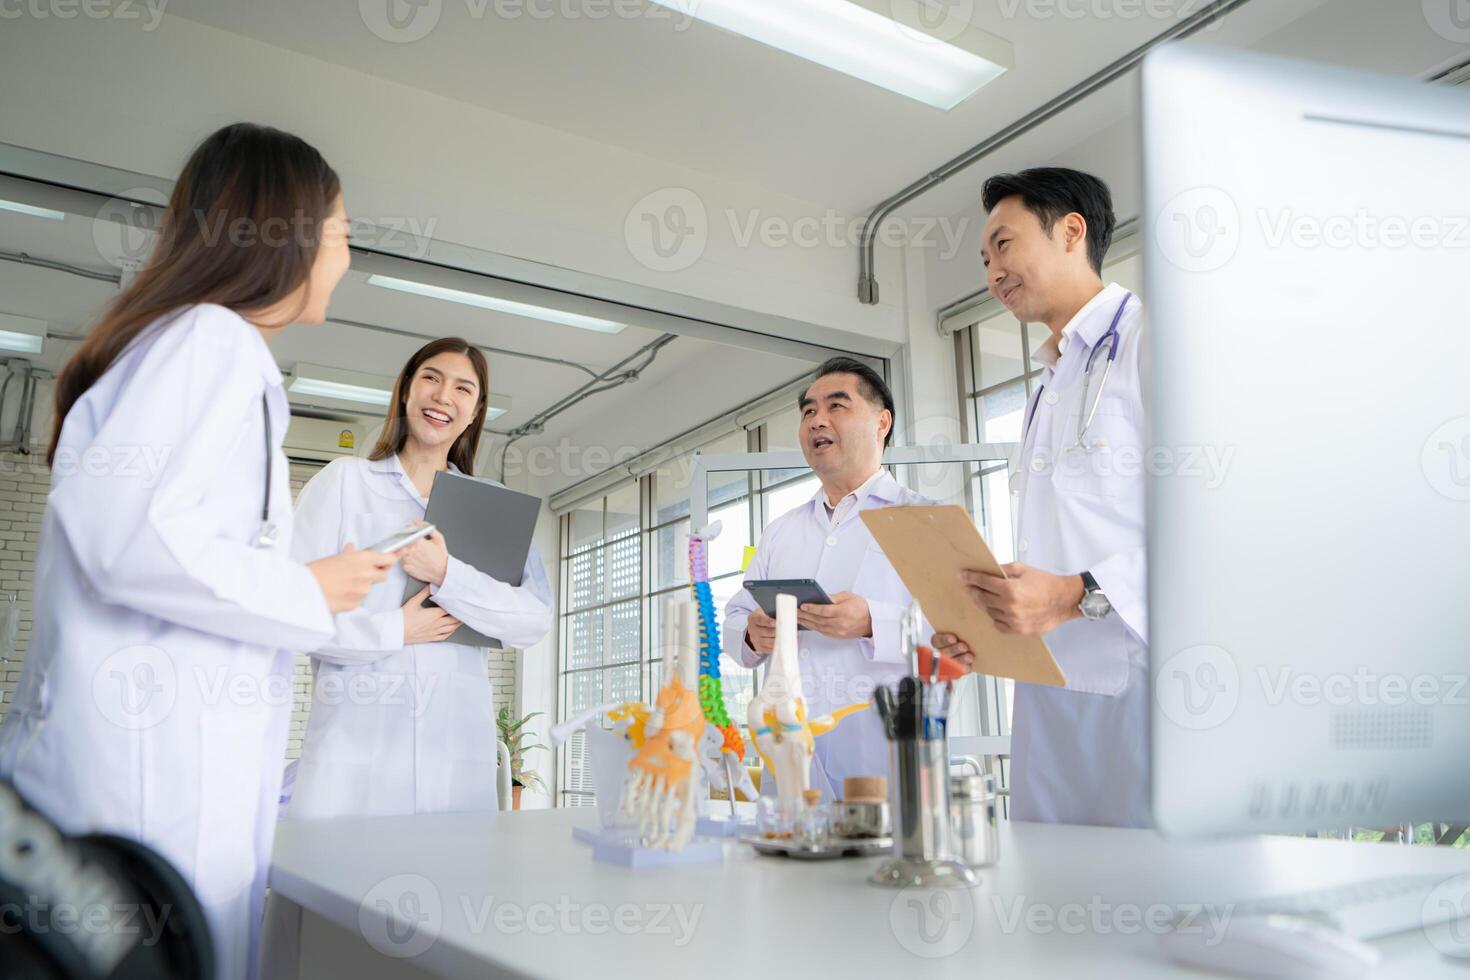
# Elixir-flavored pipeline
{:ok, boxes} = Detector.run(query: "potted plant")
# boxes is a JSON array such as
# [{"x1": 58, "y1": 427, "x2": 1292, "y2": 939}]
[{"x1": 496, "y1": 706, "x2": 547, "y2": 810}]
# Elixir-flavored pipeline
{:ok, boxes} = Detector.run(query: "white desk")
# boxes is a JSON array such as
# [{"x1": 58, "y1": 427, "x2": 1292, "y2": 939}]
[{"x1": 268, "y1": 808, "x2": 1470, "y2": 979}]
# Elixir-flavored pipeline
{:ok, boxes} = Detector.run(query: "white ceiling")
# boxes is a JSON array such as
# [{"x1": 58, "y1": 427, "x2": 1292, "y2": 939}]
[
  {"x1": 914, "y1": 0, "x2": 1466, "y2": 222},
  {"x1": 157, "y1": 0, "x2": 1380, "y2": 215},
  {"x1": 3, "y1": 0, "x2": 1462, "y2": 491}
]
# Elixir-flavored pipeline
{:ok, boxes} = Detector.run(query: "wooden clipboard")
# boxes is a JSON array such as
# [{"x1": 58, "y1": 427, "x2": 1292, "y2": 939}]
[{"x1": 860, "y1": 504, "x2": 1066, "y2": 687}]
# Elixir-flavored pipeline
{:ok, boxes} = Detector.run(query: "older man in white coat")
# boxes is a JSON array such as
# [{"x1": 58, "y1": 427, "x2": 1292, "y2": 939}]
[
  {"x1": 935, "y1": 168, "x2": 1150, "y2": 828},
  {"x1": 724, "y1": 357, "x2": 931, "y2": 801}
]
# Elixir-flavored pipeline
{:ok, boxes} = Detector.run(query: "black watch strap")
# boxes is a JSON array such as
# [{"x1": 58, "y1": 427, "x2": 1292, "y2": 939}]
[{"x1": 1080, "y1": 570, "x2": 1101, "y2": 594}]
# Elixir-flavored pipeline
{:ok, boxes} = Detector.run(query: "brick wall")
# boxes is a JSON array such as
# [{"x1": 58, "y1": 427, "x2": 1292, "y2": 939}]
[
  {"x1": 0, "y1": 453, "x2": 44, "y2": 713},
  {"x1": 0, "y1": 452, "x2": 519, "y2": 760}
]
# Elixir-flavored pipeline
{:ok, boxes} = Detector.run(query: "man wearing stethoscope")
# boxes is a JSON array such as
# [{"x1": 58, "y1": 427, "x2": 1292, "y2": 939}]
[{"x1": 934, "y1": 168, "x2": 1150, "y2": 827}]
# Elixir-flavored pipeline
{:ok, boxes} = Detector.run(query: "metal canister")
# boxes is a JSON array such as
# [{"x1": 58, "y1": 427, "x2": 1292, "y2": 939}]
[{"x1": 949, "y1": 773, "x2": 999, "y2": 869}]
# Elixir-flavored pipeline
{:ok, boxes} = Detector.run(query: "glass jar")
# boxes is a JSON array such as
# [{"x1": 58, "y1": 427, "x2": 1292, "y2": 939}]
[
  {"x1": 757, "y1": 796, "x2": 797, "y2": 840},
  {"x1": 795, "y1": 789, "x2": 831, "y2": 846},
  {"x1": 950, "y1": 773, "x2": 999, "y2": 869}
]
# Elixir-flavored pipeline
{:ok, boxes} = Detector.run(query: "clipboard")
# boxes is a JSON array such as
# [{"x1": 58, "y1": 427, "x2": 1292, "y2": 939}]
[
  {"x1": 860, "y1": 504, "x2": 1066, "y2": 687},
  {"x1": 404, "y1": 471, "x2": 542, "y2": 649}
]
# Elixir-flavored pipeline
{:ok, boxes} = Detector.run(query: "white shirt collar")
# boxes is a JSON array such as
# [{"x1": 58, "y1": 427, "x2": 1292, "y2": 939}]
[
  {"x1": 814, "y1": 468, "x2": 895, "y2": 525},
  {"x1": 367, "y1": 452, "x2": 461, "y2": 476},
  {"x1": 1032, "y1": 282, "x2": 1130, "y2": 369}
]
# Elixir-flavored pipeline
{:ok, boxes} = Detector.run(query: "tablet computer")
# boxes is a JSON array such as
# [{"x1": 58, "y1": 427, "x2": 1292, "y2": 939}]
[{"x1": 743, "y1": 578, "x2": 833, "y2": 628}]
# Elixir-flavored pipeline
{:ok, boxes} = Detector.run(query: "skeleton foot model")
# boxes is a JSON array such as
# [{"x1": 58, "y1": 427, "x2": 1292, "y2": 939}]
[{"x1": 619, "y1": 599, "x2": 705, "y2": 849}]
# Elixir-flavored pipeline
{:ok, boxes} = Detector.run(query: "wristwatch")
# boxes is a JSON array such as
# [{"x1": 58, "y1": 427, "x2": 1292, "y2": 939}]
[{"x1": 1078, "y1": 571, "x2": 1112, "y2": 621}]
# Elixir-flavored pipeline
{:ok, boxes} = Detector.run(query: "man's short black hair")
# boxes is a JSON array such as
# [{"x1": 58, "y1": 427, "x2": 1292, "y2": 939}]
[
  {"x1": 981, "y1": 167, "x2": 1115, "y2": 275},
  {"x1": 801, "y1": 356, "x2": 895, "y2": 448}
]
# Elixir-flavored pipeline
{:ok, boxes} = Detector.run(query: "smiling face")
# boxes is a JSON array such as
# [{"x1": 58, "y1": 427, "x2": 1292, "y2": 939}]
[
  {"x1": 403, "y1": 350, "x2": 483, "y2": 453},
  {"x1": 980, "y1": 195, "x2": 1090, "y2": 327},
  {"x1": 798, "y1": 372, "x2": 891, "y2": 489}
]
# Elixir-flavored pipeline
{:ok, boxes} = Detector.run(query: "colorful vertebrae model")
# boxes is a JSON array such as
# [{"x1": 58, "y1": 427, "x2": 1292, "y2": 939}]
[{"x1": 689, "y1": 523, "x2": 747, "y2": 781}]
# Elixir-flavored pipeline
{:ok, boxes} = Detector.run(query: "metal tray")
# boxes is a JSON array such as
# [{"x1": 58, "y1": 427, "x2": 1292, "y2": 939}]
[{"x1": 740, "y1": 834, "x2": 892, "y2": 860}]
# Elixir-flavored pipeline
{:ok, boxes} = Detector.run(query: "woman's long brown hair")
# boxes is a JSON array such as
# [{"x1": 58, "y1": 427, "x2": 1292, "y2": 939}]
[
  {"x1": 369, "y1": 338, "x2": 490, "y2": 476},
  {"x1": 48, "y1": 122, "x2": 341, "y2": 464}
]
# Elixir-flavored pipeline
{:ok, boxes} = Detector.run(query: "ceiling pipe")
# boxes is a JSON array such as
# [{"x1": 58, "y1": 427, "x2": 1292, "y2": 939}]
[
  {"x1": 855, "y1": 0, "x2": 1258, "y2": 304},
  {"x1": 927, "y1": 44, "x2": 1470, "y2": 326}
]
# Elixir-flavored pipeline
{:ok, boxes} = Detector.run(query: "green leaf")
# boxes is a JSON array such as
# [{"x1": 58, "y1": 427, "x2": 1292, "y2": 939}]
[{"x1": 495, "y1": 707, "x2": 546, "y2": 781}]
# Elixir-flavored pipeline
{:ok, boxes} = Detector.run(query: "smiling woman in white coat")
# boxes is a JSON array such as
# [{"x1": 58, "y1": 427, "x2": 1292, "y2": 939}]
[
  {"x1": 0, "y1": 123, "x2": 398, "y2": 980},
  {"x1": 284, "y1": 337, "x2": 553, "y2": 820}
]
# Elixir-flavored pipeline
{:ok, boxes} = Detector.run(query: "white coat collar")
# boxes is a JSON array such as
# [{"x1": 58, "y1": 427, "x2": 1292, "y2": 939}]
[
  {"x1": 1033, "y1": 282, "x2": 1129, "y2": 368},
  {"x1": 244, "y1": 326, "x2": 283, "y2": 386},
  {"x1": 189, "y1": 303, "x2": 283, "y2": 385}
]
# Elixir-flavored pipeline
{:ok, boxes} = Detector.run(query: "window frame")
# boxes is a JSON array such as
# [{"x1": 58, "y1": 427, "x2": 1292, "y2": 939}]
[{"x1": 556, "y1": 427, "x2": 767, "y2": 807}]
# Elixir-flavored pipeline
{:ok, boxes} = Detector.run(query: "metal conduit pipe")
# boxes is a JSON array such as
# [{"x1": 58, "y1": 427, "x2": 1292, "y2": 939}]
[
  {"x1": 324, "y1": 316, "x2": 601, "y2": 378},
  {"x1": 0, "y1": 249, "x2": 122, "y2": 285},
  {"x1": 928, "y1": 50, "x2": 1470, "y2": 326},
  {"x1": 17, "y1": 367, "x2": 43, "y2": 451},
  {"x1": 855, "y1": 0, "x2": 1258, "y2": 304},
  {"x1": 494, "y1": 333, "x2": 677, "y2": 480}
]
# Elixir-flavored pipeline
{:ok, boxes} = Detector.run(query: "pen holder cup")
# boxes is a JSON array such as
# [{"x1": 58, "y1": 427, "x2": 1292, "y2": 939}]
[{"x1": 870, "y1": 736, "x2": 978, "y2": 889}]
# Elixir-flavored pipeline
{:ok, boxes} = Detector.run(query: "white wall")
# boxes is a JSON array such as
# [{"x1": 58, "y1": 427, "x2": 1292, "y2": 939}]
[
  {"x1": 919, "y1": 108, "x2": 1143, "y2": 317},
  {"x1": 898, "y1": 240, "x2": 967, "y2": 508},
  {"x1": 481, "y1": 439, "x2": 559, "y2": 810}
]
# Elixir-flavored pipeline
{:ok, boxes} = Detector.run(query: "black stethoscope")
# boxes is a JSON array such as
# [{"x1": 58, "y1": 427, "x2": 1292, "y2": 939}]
[
  {"x1": 254, "y1": 393, "x2": 280, "y2": 549},
  {"x1": 1021, "y1": 292, "x2": 1132, "y2": 452}
]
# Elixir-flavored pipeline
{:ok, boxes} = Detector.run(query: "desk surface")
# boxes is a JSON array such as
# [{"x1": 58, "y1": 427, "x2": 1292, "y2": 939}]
[{"x1": 270, "y1": 808, "x2": 1470, "y2": 979}]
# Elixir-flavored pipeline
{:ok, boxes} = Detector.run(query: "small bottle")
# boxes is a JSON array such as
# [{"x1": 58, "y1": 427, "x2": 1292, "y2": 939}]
[
  {"x1": 757, "y1": 796, "x2": 796, "y2": 840},
  {"x1": 795, "y1": 788, "x2": 830, "y2": 846}
]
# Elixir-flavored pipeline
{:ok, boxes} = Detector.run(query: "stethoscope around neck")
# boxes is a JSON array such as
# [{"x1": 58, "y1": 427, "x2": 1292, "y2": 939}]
[
  {"x1": 254, "y1": 393, "x2": 281, "y2": 549},
  {"x1": 1021, "y1": 291, "x2": 1132, "y2": 454}
]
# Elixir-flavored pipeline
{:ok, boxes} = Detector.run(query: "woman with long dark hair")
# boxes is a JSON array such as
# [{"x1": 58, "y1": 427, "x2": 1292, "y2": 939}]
[
  {"x1": 282, "y1": 337, "x2": 552, "y2": 821},
  {"x1": 0, "y1": 123, "x2": 397, "y2": 980}
]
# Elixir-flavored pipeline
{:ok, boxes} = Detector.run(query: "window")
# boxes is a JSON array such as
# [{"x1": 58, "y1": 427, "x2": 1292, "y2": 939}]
[
  {"x1": 557, "y1": 428, "x2": 763, "y2": 807},
  {"x1": 558, "y1": 486, "x2": 644, "y2": 806},
  {"x1": 557, "y1": 391, "x2": 894, "y2": 807}
]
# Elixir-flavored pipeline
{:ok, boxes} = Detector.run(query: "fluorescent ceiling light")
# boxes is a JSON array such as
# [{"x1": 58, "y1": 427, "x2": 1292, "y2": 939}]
[
  {"x1": 288, "y1": 363, "x2": 513, "y2": 427},
  {"x1": 647, "y1": 0, "x2": 1011, "y2": 110},
  {"x1": 288, "y1": 376, "x2": 393, "y2": 408},
  {"x1": 483, "y1": 394, "x2": 512, "y2": 423},
  {"x1": 0, "y1": 313, "x2": 46, "y2": 354},
  {"x1": 0, "y1": 200, "x2": 64, "y2": 221},
  {"x1": 367, "y1": 274, "x2": 627, "y2": 335},
  {"x1": 0, "y1": 331, "x2": 45, "y2": 354}
]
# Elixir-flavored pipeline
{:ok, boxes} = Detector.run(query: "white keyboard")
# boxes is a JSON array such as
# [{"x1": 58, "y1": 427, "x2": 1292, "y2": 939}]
[{"x1": 1233, "y1": 874, "x2": 1470, "y2": 940}]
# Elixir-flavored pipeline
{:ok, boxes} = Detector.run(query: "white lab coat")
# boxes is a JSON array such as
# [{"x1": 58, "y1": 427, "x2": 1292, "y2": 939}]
[
  {"x1": 723, "y1": 470, "x2": 932, "y2": 801},
  {"x1": 1008, "y1": 282, "x2": 1151, "y2": 828},
  {"x1": 0, "y1": 304, "x2": 335, "y2": 980},
  {"x1": 284, "y1": 454, "x2": 552, "y2": 820}
]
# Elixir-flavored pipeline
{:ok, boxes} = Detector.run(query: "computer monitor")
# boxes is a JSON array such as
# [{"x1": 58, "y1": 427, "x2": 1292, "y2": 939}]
[{"x1": 1142, "y1": 44, "x2": 1470, "y2": 837}]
